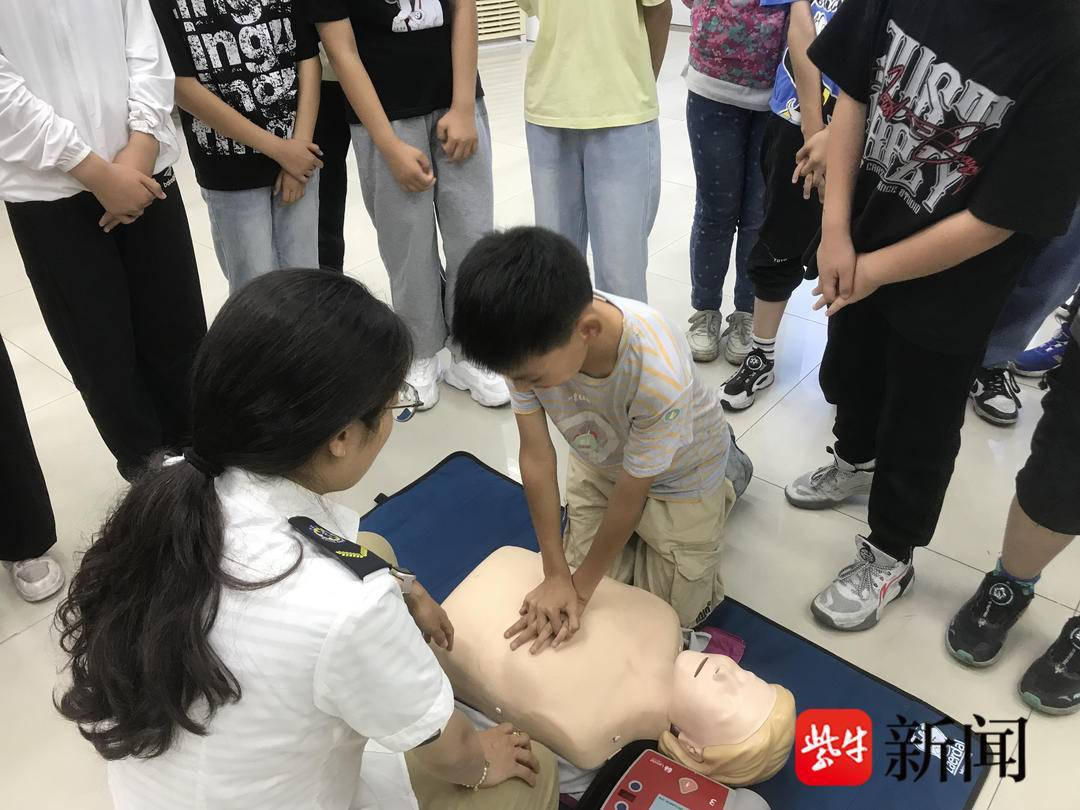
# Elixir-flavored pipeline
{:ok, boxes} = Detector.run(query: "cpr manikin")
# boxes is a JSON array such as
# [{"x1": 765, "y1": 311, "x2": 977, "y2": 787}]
[
  {"x1": 435, "y1": 547, "x2": 795, "y2": 786},
  {"x1": 660, "y1": 651, "x2": 796, "y2": 786}
]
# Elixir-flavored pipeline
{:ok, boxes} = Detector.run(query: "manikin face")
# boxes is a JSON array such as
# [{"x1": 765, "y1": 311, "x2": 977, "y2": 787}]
[{"x1": 669, "y1": 651, "x2": 778, "y2": 758}]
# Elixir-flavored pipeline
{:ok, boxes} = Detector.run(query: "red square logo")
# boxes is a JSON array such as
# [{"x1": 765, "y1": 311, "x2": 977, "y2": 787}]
[{"x1": 795, "y1": 709, "x2": 873, "y2": 786}]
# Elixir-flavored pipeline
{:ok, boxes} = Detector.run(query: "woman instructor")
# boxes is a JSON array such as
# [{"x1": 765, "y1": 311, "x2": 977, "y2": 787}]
[{"x1": 55, "y1": 270, "x2": 558, "y2": 809}]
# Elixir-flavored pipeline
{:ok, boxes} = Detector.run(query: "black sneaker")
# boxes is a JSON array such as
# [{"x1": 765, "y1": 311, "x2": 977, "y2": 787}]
[
  {"x1": 946, "y1": 572, "x2": 1034, "y2": 667},
  {"x1": 969, "y1": 367, "x2": 1022, "y2": 426},
  {"x1": 1020, "y1": 616, "x2": 1080, "y2": 716},
  {"x1": 720, "y1": 348, "x2": 774, "y2": 410}
]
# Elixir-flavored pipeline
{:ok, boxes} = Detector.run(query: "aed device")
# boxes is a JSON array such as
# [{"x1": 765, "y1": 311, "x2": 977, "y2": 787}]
[{"x1": 601, "y1": 751, "x2": 734, "y2": 810}]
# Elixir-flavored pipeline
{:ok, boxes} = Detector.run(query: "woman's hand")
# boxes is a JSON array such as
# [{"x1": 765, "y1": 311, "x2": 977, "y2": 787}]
[
  {"x1": 504, "y1": 573, "x2": 583, "y2": 654},
  {"x1": 436, "y1": 105, "x2": 479, "y2": 163},
  {"x1": 384, "y1": 138, "x2": 436, "y2": 192},
  {"x1": 477, "y1": 724, "x2": 540, "y2": 788},
  {"x1": 793, "y1": 127, "x2": 829, "y2": 201},
  {"x1": 405, "y1": 584, "x2": 454, "y2": 650}
]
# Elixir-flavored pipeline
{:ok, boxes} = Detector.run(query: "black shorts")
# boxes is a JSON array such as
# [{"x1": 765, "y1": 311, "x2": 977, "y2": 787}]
[
  {"x1": 1016, "y1": 333, "x2": 1080, "y2": 535},
  {"x1": 748, "y1": 116, "x2": 823, "y2": 303}
]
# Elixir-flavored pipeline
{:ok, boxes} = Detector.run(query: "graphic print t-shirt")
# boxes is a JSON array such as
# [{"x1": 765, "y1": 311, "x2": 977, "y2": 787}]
[
  {"x1": 151, "y1": 0, "x2": 319, "y2": 191},
  {"x1": 808, "y1": 0, "x2": 1080, "y2": 351},
  {"x1": 306, "y1": 0, "x2": 483, "y2": 124},
  {"x1": 510, "y1": 294, "x2": 732, "y2": 501},
  {"x1": 761, "y1": 0, "x2": 843, "y2": 124}
]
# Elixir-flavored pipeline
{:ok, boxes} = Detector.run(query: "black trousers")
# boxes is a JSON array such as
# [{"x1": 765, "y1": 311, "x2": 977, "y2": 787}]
[
  {"x1": 1016, "y1": 328, "x2": 1080, "y2": 535},
  {"x1": 819, "y1": 300, "x2": 982, "y2": 558},
  {"x1": 748, "y1": 116, "x2": 823, "y2": 303},
  {"x1": 6, "y1": 168, "x2": 207, "y2": 479},
  {"x1": 0, "y1": 339, "x2": 56, "y2": 561},
  {"x1": 314, "y1": 80, "x2": 352, "y2": 271}
]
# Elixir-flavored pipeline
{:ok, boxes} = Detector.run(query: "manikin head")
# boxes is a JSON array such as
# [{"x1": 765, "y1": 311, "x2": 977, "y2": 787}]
[{"x1": 661, "y1": 650, "x2": 796, "y2": 787}]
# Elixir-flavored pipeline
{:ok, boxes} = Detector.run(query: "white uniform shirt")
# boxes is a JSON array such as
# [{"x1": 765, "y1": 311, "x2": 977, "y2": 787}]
[
  {"x1": 0, "y1": 0, "x2": 181, "y2": 202},
  {"x1": 107, "y1": 469, "x2": 454, "y2": 810}
]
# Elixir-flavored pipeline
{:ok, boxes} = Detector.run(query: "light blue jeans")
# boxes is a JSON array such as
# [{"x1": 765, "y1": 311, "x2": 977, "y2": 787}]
[
  {"x1": 983, "y1": 204, "x2": 1080, "y2": 368},
  {"x1": 526, "y1": 120, "x2": 661, "y2": 302},
  {"x1": 202, "y1": 171, "x2": 320, "y2": 293}
]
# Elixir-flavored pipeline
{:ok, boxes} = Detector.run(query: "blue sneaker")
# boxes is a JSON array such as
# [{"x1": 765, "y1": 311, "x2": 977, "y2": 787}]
[{"x1": 1012, "y1": 322, "x2": 1071, "y2": 377}]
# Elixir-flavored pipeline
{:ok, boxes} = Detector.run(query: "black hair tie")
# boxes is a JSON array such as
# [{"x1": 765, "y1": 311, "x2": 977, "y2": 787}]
[{"x1": 183, "y1": 448, "x2": 225, "y2": 479}]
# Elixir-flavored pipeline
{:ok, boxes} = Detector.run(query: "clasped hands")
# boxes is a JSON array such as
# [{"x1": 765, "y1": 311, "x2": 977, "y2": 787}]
[
  {"x1": 503, "y1": 572, "x2": 592, "y2": 655},
  {"x1": 812, "y1": 229, "x2": 883, "y2": 317}
]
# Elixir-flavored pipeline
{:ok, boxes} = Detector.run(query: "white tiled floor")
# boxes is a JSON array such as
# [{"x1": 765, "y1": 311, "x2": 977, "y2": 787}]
[{"x1": 1, "y1": 32, "x2": 1076, "y2": 810}]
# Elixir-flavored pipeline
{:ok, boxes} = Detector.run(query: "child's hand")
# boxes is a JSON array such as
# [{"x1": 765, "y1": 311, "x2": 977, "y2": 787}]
[
  {"x1": 436, "y1": 106, "x2": 479, "y2": 163},
  {"x1": 385, "y1": 139, "x2": 436, "y2": 192},
  {"x1": 815, "y1": 227, "x2": 857, "y2": 306},
  {"x1": 274, "y1": 170, "x2": 307, "y2": 205},
  {"x1": 814, "y1": 254, "x2": 884, "y2": 317},
  {"x1": 271, "y1": 138, "x2": 324, "y2": 183},
  {"x1": 793, "y1": 127, "x2": 829, "y2": 201},
  {"x1": 504, "y1": 574, "x2": 584, "y2": 654},
  {"x1": 406, "y1": 584, "x2": 455, "y2": 650}
]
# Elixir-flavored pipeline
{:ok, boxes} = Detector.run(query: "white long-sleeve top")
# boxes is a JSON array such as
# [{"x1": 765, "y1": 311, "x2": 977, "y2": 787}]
[{"x1": 0, "y1": 0, "x2": 181, "y2": 202}]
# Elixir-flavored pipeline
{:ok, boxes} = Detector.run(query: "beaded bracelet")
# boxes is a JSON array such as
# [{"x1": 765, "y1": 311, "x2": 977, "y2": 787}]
[{"x1": 463, "y1": 759, "x2": 490, "y2": 792}]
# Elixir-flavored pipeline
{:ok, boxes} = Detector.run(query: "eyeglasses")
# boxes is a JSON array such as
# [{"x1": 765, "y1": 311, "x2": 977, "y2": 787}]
[{"x1": 391, "y1": 383, "x2": 423, "y2": 422}]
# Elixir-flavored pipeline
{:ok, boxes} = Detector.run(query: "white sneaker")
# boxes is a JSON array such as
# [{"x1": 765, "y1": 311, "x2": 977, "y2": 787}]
[
  {"x1": 785, "y1": 447, "x2": 874, "y2": 509},
  {"x1": 407, "y1": 356, "x2": 442, "y2": 411},
  {"x1": 811, "y1": 537, "x2": 914, "y2": 631},
  {"x1": 4, "y1": 554, "x2": 65, "y2": 602},
  {"x1": 443, "y1": 359, "x2": 511, "y2": 407},
  {"x1": 687, "y1": 311, "x2": 722, "y2": 363},
  {"x1": 721, "y1": 311, "x2": 754, "y2": 365}
]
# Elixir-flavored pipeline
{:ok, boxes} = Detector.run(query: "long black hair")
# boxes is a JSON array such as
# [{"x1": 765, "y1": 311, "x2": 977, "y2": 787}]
[{"x1": 55, "y1": 269, "x2": 412, "y2": 761}]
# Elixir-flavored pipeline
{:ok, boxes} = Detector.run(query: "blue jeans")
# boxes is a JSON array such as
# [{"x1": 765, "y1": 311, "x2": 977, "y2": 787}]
[
  {"x1": 526, "y1": 120, "x2": 661, "y2": 302},
  {"x1": 687, "y1": 92, "x2": 766, "y2": 314},
  {"x1": 202, "y1": 171, "x2": 320, "y2": 293},
  {"x1": 983, "y1": 204, "x2": 1080, "y2": 368}
]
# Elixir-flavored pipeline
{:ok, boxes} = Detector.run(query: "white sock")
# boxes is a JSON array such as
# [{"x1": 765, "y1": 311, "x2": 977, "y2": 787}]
[{"x1": 752, "y1": 334, "x2": 776, "y2": 362}]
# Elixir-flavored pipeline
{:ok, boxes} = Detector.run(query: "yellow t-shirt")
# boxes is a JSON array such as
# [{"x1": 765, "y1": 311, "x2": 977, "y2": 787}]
[{"x1": 519, "y1": 0, "x2": 665, "y2": 129}]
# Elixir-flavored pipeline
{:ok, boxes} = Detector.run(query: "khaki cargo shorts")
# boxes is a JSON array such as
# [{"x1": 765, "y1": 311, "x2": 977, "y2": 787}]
[{"x1": 563, "y1": 454, "x2": 737, "y2": 627}]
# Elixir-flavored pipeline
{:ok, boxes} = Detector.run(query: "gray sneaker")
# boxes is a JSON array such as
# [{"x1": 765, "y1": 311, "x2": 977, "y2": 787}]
[
  {"x1": 687, "y1": 310, "x2": 722, "y2": 362},
  {"x1": 785, "y1": 447, "x2": 874, "y2": 509},
  {"x1": 724, "y1": 424, "x2": 754, "y2": 498},
  {"x1": 811, "y1": 537, "x2": 914, "y2": 631},
  {"x1": 722, "y1": 311, "x2": 754, "y2": 365}
]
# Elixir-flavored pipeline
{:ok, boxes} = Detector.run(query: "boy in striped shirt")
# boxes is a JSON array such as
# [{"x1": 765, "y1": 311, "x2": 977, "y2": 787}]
[{"x1": 453, "y1": 227, "x2": 751, "y2": 652}]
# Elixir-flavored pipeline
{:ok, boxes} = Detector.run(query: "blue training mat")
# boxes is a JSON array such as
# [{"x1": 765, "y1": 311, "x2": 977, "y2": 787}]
[{"x1": 359, "y1": 452, "x2": 993, "y2": 810}]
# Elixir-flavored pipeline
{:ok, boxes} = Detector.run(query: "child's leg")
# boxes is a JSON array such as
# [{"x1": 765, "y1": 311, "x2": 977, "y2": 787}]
[
  {"x1": 1008, "y1": 333, "x2": 1080, "y2": 576},
  {"x1": 351, "y1": 121, "x2": 446, "y2": 359},
  {"x1": 526, "y1": 123, "x2": 587, "y2": 258},
  {"x1": 115, "y1": 172, "x2": 207, "y2": 451},
  {"x1": 731, "y1": 110, "x2": 771, "y2": 317},
  {"x1": 201, "y1": 185, "x2": 275, "y2": 292},
  {"x1": 867, "y1": 320, "x2": 983, "y2": 560},
  {"x1": 686, "y1": 93, "x2": 751, "y2": 313},
  {"x1": 634, "y1": 481, "x2": 737, "y2": 628},
  {"x1": 0, "y1": 339, "x2": 57, "y2": 563},
  {"x1": 563, "y1": 454, "x2": 636, "y2": 584},
  {"x1": 271, "y1": 169, "x2": 321, "y2": 270},
  {"x1": 582, "y1": 121, "x2": 661, "y2": 302},
  {"x1": 314, "y1": 80, "x2": 353, "y2": 271},
  {"x1": 430, "y1": 100, "x2": 494, "y2": 345},
  {"x1": 6, "y1": 193, "x2": 172, "y2": 476}
]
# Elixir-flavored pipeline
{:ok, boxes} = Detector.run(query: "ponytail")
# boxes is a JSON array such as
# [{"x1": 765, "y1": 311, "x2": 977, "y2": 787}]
[{"x1": 55, "y1": 269, "x2": 412, "y2": 760}]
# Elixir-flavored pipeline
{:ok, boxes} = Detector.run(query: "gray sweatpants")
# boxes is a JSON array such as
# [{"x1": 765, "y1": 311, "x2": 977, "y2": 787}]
[{"x1": 351, "y1": 100, "x2": 494, "y2": 358}]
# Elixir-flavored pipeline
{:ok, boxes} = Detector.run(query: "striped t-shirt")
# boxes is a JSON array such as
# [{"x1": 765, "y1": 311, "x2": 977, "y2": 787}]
[{"x1": 512, "y1": 294, "x2": 731, "y2": 500}]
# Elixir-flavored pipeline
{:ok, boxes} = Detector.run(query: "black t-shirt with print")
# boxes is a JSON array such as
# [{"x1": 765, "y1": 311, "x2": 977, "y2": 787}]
[
  {"x1": 151, "y1": 0, "x2": 319, "y2": 191},
  {"x1": 808, "y1": 0, "x2": 1080, "y2": 353},
  {"x1": 306, "y1": 0, "x2": 483, "y2": 125}
]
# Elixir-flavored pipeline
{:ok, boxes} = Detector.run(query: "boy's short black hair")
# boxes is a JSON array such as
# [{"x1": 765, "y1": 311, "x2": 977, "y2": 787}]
[{"x1": 452, "y1": 226, "x2": 593, "y2": 373}]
